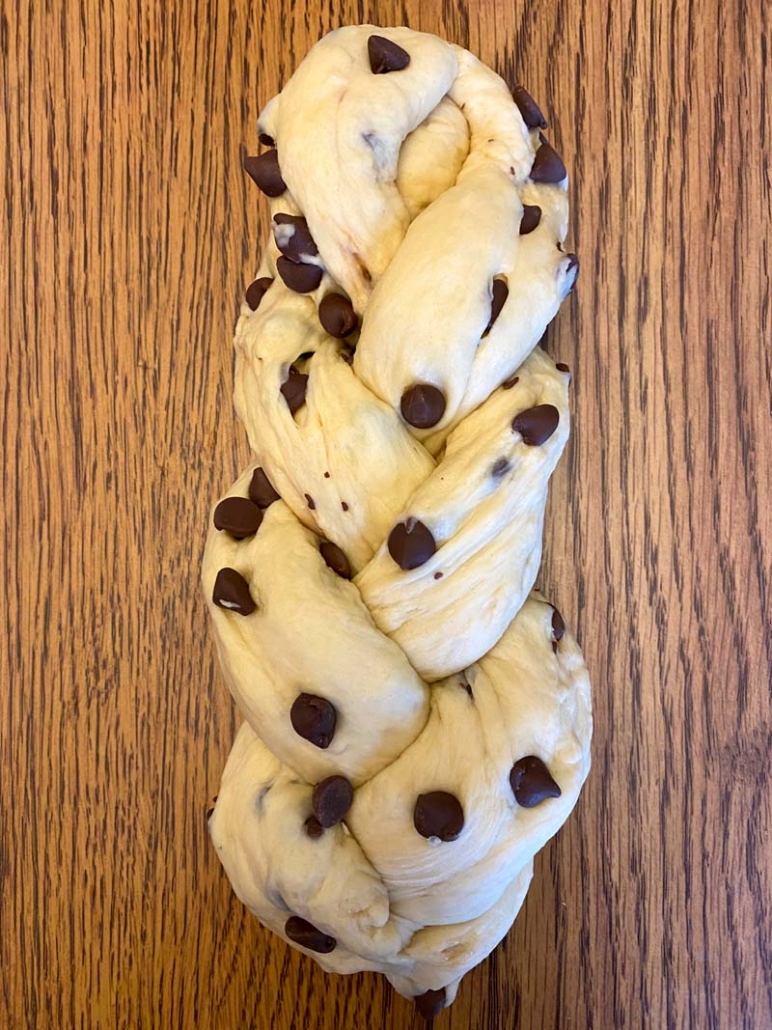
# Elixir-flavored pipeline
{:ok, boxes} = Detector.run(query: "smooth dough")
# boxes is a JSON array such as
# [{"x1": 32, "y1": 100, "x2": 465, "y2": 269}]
[{"x1": 205, "y1": 23, "x2": 591, "y2": 1019}]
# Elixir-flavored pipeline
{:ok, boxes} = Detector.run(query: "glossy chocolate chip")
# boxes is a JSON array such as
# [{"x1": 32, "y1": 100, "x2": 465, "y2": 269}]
[
  {"x1": 258, "y1": 131, "x2": 275, "y2": 147},
  {"x1": 320, "y1": 542, "x2": 352, "y2": 580},
  {"x1": 415, "y1": 988, "x2": 447, "y2": 1020},
  {"x1": 213, "y1": 568, "x2": 256, "y2": 615},
  {"x1": 484, "y1": 278, "x2": 509, "y2": 335},
  {"x1": 312, "y1": 775, "x2": 354, "y2": 828},
  {"x1": 512, "y1": 404, "x2": 560, "y2": 445},
  {"x1": 285, "y1": 916, "x2": 336, "y2": 954},
  {"x1": 388, "y1": 519, "x2": 436, "y2": 570},
  {"x1": 520, "y1": 204, "x2": 542, "y2": 234},
  {"x1": 249, "y1": 467, "x2": 280, "y2": 508},
  {"x1": 319, "y1": 293, "x2": 358, "y2": 337},
  {"x1": 280, "y1": 365, "x2": 309, "y2": 415},
  {"x1": 400, "y1": 384, "x2": 446, "y2": 429},
  {"x1": 552, "y1": 607, "x2": 565, "y2": 650},
  {"x1": 213, "y1": 497, "x2": 263, "y2": 538},
  {"x1": 245, "y1": 276, "x2": 273, "y2": 311},
  {"x1": 243, "y1": 150, "x2": 286, "y2": 197},
  {"x1": 556, "y1": 362, "x2": 571, "y2": 373},
  {"x1": 513, "y1": 85, "x2": 548, "y2": 129},
  {"x1": 414, "y1": 791, "x2": 464, "y2": 842},
  {"x1": 368, "y1": 34, "x2": 410, "y2": 73},
  {"x1": 276, "y1": 256, "x2": 323, "y2": 293},
  {"x1": 502, "y1": 374, "x2": 520, "y2": 390},
  {"x1": 290, "y1": 693, "x2": 336, "y2": 749},
  {"x1": 491, "y1": 457, "x2": 511, "y2": 478},
  {"x1": 510, "y1": 755, "x2": 561, "y2": 807},
  {"x1": 530, "y1": 140, "x2": 567, "y2": 183},
  {"x1": 305, "y1": 815, "x2": 324, "y2": 839},
  {"x1": 273, "y1": 213, "x2": 318, "y2": 262}
]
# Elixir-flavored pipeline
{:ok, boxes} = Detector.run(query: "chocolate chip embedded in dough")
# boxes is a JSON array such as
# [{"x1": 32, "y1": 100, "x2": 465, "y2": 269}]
[
  {"x1": 483, "y1": 278, "x2": 509, "y2": 337},
  {"x1": 415, "y1": 988, "x2": 447, "y2": 1019},
  {"x1": 513, "y1": 85, "x2": 548, "y2": 129},
  {"x1": 433, "y1": 571, "x2": 443, "y2": 580},
  {"x1": 320, "y1": 542, "x2": 352, "y2": 580},
  {"x1": 319, "y1": 293, "x2": 358, "y2": 337},
  {"x1": 530, "y1": 140, "x2": 567, "y2": 183},
  {"x1": 249, "y1": 467, "x2": 280, "y2": 508},
  {"x1": 276, "y1": 255, "x2": 323, "y2": 293},
  {"x1": 512, "y1": 404, "x2": 560, "y2": 445},
  {"x1": 213, "y1": 496, "x2": 263, "y2": 538},
  {"x1": 284, "y1": 916, "x2": 336, "y2": 954},
  {"x1": 510, "y1": 756, "x2": 561, "y2": 807},
  {"x1": 212, "y1": 568, "x2": 256, "y2": 615},
  {"x1": 304, "y1": 815, "x2": 324, "y2": 839},
  {"x1": 367, "y1": 34, "x2": 410, "y2": 74},
  {"x1": 552, "y1": 607, "x2": 565, "y2": 652},
  {"x1": 341, "y1": 501, "x2": 349, "y2": 511},
  {"x1": 388, "y1": 519, "x2": 436, "y2": 570},
  {"x1": 273, "y1": 213, "x2": 319, "y2": 263},
  {"x1": 556, "y1": 362, "x2": 571, "y2": 373},
  {"x1": 520, "y1": 204, "x2": 542, "y2": 234},
  {"x1": 280, "y1": 365, "x2": 309, "y2": 415},
  {"x1": 305, "y1": 493, "x2": 316, "y2": 510},
  {"x1": 491, "y1": 457, "x2": 511, "y2": 478},
  {"x1": 243, "y1": 150, "x2": 287, "y2": 196},
  {"x1": 312, "y1": 775, "x2": 354, "y2": 828},
  {"x1": 400, "y1": 383, "x2": 446, "y2": 429},
  {"x1": 502, "y1": 374, "x2": 520, "y2": 390},
  {"x1": 258, "y1": 131, "x2": 275, "y2": 147},
  {"x1": 290, "y1": 693, "x2": 337, "y2": 749},
  {"x1": 245, "y1": 276, "x2": 274, "y2": 311},
  {"x1": 413, "y1": 791, "x2": 464, "y2": 842}
]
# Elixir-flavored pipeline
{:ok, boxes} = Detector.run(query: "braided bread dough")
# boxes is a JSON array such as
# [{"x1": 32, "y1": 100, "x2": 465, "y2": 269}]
[{"x1": 204, "y1": 24, "x2": 591, "y2": 1019}]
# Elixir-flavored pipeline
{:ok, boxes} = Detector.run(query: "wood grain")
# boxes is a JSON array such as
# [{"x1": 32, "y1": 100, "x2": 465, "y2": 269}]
[{"x1": 2, "y1": 1, "x2": 771, "y2": 1027}]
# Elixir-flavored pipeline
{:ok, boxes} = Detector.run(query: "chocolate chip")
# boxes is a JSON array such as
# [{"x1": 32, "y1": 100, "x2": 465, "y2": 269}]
[
  {"x1": 484, "y1": 279, "x2": 509, "y2": 335},
  {"x1": 510, "y1": 756, "x2": 561, "y2": 807},
  {"x1": 258, "y1": 131, "x2": 275, "y2": 147},
  {"x1": 249, "y1": 467, "x2": 280, "y2": 508},
  {"x1": 400, "y1": 384, "x2": 446, "y2": 429},
  {"x1": 491, "y1": 457, "x2": 511, "y2": 478},
  {"x1": 414, "y1": 791, "x2": 464, "y2": 842},
  {"x1": 290, "y1": 693, "x2": 336, "y2": 749},
  {"x1": 305, "y1": 493, "x2": 316, "y2": 510},
  {"x1": 367, "y1": 34, "x2": 410, "y2": 73},
  {"x1": 285, "y1": 916, "x2": 336, "y2": 954},
  {"x1": 324, "y1": 471, "x2": 331, "y2": 478},
  {"x1": 520, "y1": 204, "x2": 542, "y2": 235},
  {"x1": 213, "y1": 497, "x2": 263, "y2": 538},
  {"x1": 552, "y1": 607, "x2": 565, "y2": 652},
  {"x1": 320, "y1": 541, "x2": 352, "y2": 579},
  {"x1": 388, "y1": 519, "x2": 436, "y2": 570},
  {"x1": 433, "y1": 571, "x2": 443, "y2": 580},
  {"x1": 280, "y1": 365, "x2": 309, "y2": 415},
  {"x1": 513, "y1": 85, "x2": 548, "y2": 129},
  {"x1": 312, "y1": 775, "x2": 354, "y2": 828},
  {"x1": 319, "y1": 293, "x2": 358, "y2": 337},
  {"x1": 243, "y1": 150, "x2": 286, "y2": 197},
  {"x1": 512, "y1": 404, "x2": 560, "y2": 445},
  {"x1": 245, "y1": 276, "x2": 274, "y2": 311},
  {"x1": 341, "y1": 501, "x2": 349, "y2": 511},
  {"x1": 530, "y1": 140, "x2": 567, "y2": 183},
  {"x1": 415, "y1": 988, "x2": 447, "y2": 1019},
  {"x1": 276, "y1": 256, "x2": 323, "y2": 293},
  {"x1": 305, "y1": 815, "x2": 324, "y2": 838},
  {"x1": 273, "y1": 213, "x2": 318, "y2": 263},
  {"x1": 556, "y1": 362, "x2": 570, "y2": 373},
  {"x1": 502, "y1": 374, "x2": 520, "y2": 390},
  {"x1": 213, "y1": 568, "x2": 256, "y2": 615}
]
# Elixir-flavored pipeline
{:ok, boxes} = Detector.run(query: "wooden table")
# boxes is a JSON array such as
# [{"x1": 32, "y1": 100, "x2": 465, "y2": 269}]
[{"x1": 3, "y1": 2, "x2": 770, "y2": 1027}]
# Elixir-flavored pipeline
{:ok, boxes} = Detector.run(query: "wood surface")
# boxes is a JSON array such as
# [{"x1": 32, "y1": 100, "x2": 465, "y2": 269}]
[{"x1": 2, "y1": 0, "x2": 771, "y2": 1027}]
